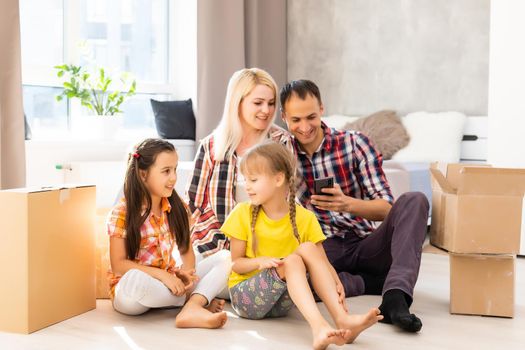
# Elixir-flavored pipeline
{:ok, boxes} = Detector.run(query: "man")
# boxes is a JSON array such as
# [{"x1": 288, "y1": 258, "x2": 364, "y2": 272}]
[{"x1": 280, "y1": 79, "x2": 429, "y2": 333}]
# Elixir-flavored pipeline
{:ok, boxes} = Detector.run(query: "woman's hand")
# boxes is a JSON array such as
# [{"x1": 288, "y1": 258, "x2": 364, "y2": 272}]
[
  {"x1": 256, "y1": 257, "x2": 284, "y2": 270},
  {"x1": 159, "y1": 269, "x2": 189, "y2": 296}
]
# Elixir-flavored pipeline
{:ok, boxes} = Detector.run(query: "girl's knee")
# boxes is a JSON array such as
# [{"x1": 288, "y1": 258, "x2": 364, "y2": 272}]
[
  {"x1": 116, "y1": 269, "x2": 155, "y2": 300},
  {"x1": 295, "y1": 241, "x2": 317, "y2": 256},
  {"x1": 284, "y1": 253, "x2": 303, "y2": 265}
]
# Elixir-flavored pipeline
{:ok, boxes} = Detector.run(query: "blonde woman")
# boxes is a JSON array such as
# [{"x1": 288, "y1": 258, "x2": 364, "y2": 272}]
[{"x1": 187, "y1": 68, "x2": 291, "y2": 258}]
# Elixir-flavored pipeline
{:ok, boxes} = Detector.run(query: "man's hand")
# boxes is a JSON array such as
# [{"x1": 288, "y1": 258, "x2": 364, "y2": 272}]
[
  {"x1": 311, "y1": 183, "x2": 352, "y2": 212},
  {"x1": 256, "y1": 257, "x2": 284, "y2": 270}
]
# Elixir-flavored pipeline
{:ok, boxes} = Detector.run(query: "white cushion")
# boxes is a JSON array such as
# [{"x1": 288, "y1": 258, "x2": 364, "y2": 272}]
[
  {"x1": 392, "y1": 111, "x2": 466, "y2": 163},
  {"x1": 322, "y1": 115, "x2": 360, "y2": 130}
]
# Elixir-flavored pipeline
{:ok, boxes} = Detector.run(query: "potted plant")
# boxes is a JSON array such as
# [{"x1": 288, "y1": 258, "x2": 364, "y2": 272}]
[{"x1": 54, "y1": 63, "x2": 136, "y2": 139}]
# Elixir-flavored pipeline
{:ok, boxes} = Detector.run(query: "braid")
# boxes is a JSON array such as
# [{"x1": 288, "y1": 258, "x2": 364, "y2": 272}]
[
  {"x1": 250, "y1": 205, "x2": 261, "y2": 256},
  {"x1": 288, "y1": 173, "x2": 300, "y2": 244}
]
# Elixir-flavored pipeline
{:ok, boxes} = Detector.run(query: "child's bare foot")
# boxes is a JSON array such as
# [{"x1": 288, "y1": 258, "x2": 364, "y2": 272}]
[
  {"x1": 175, "y1": 303, "x2": 227, "y2": 329},
  {"x1": 335, "y1": 307, "x2": 383, "y2": 343},
  {"x1": 312, "y1": 326, "x2": 352, "y2": 350},
  {"x1": 206, "y1": 298, "x2": 225, "y2": 313}
]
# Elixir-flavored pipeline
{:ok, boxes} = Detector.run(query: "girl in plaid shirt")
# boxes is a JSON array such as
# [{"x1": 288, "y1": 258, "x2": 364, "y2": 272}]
[{"x1": 107, "y1": 138, "x2": 230, "y2": 328}]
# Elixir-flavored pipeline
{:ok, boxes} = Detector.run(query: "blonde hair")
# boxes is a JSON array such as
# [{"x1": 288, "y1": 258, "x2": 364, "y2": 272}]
[
  {"x1": 239, "y1": 142, "x2": 299, "y2": 256},
  {"x1": 213, "y1": 68, "x2": 278, "y2": 161}
]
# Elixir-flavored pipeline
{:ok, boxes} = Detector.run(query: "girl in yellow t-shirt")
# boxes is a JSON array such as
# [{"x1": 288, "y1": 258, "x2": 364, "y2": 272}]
[{"x1": 221, "y1": 141, "x2": 383, "y2": 349}]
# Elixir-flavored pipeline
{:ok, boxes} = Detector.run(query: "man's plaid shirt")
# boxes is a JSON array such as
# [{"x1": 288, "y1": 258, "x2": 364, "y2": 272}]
[{"x1": 293, "y1": 123, "x2": 394, "y2": 239}]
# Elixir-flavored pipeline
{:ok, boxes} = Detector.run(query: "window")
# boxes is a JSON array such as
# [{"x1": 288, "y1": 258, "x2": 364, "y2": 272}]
[{"x1": 20, "y1": 0, "x2": 196, "y2": 139}]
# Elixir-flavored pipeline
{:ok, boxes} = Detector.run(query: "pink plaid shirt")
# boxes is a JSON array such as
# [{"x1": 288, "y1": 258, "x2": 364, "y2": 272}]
[{"x1": 106, "y1": 197, "x2": 177, "y2": 299}]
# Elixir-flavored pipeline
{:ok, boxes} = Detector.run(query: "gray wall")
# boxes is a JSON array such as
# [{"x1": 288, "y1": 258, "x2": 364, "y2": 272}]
[{"x1": 287, "y1": 0, "x2": 490, "y2": 116}]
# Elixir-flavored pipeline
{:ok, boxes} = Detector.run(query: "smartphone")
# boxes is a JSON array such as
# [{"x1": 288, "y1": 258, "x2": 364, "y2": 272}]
[{"x1": 313, "y1": 177, "x2": 334, "y2": 195}]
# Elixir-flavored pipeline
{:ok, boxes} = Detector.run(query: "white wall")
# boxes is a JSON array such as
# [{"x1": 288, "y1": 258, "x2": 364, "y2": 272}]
[
  {"x1": 26, "y1": 139, "x2": 196, "y2": 207},
  {"x1": 488, "y1": 0, "x2": 525, "y2": 167},
  {"x1": 287, "y1": 0, "x2": 490, "y2": 117}
]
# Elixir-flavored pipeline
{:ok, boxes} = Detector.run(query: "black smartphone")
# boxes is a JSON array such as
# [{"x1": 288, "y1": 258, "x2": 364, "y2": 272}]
[{"x1": 313, "y1": 177, "x2": 334, "y2": 195}]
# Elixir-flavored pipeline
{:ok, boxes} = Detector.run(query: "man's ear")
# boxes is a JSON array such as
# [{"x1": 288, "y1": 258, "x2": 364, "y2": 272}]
[{"x1": 319, "y1": 103, "x2": 324, "y2": 116}]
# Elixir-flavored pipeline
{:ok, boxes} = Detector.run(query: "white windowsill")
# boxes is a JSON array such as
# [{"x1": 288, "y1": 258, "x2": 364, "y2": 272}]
[{"x1": 27, "y1": 127, "x2": 159, "y2": 143}]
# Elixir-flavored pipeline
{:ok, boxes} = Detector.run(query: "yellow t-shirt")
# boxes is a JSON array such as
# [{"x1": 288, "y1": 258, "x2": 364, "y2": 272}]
[{"x1": 221, "y1": 202, "x2": 326, "y2": 288}]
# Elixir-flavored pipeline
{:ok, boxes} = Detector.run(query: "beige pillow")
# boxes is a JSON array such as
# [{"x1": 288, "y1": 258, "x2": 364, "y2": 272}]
[{"x1": 343, "y1": 110, "x2": 410, "y2": 160}]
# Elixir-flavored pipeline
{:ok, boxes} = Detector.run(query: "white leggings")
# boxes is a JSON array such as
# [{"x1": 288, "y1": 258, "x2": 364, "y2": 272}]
[{"x1": 113, "y1": 250, "x2": 231, "y2": 315}]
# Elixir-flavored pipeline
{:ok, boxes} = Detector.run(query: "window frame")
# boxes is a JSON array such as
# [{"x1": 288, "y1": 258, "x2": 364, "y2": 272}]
[{"x1": 21, "y1": 0, "x2": 196, "y2": 138}]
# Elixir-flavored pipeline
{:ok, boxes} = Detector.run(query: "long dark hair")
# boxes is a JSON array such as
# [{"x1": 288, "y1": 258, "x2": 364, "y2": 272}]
[{"x1": 123, "y1": 138, "x2": 190, "y2": 260}]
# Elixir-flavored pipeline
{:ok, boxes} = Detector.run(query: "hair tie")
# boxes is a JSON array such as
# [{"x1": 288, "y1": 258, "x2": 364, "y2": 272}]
[{"x1": 132, "y1": 152, "x2": 140, "y2": 159}]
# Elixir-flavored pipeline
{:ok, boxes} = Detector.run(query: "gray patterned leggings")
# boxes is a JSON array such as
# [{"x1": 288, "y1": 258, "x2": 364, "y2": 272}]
[{"x1": 229, "y1": 268, "x2": 294, "y2": 319}]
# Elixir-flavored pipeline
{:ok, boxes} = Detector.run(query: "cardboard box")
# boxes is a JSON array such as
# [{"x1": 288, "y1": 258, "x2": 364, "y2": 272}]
[
  {"x1": 430, "y1": 163, "x2": 525, "y2": 254},
  {"x1": 520, "y1": 196, "x2": 525, "y2": 256},
  {"x1": 96, "y1": 207, "x2": 111, "y2": 299},
  {"x1": 450, "y1": 253, "x2": 515, "y2": 318},
  {"x1": 0, "y1": 185, "x2": 96, "y2": 334}
]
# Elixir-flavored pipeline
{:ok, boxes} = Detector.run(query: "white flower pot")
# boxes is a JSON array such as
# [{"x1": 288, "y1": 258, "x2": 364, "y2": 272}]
[{"x1": 72, "y1": 114, "x2": 124, "y2": 140}]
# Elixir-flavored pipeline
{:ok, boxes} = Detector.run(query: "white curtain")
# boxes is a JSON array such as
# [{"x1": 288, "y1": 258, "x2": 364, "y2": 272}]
[
  {"x1": 0, "y1": 0, "x2": 25, "y2": 189},
  {"x1": 196, "y1": 0, "x2": 287, "y2": 140}
]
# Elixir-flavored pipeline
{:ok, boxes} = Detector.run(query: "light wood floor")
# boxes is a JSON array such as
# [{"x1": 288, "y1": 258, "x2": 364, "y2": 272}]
[{"x1": 1, "y1": 251, "x2": 524, "y2": 350}]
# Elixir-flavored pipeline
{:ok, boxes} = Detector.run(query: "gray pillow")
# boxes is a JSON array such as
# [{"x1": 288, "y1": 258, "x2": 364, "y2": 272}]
[
  {"x1": 344, "y1": 110, "x2": 409, "y2": 160},
  {"x1": 151, "y1": 98, "x2": 196, "y2": 140}
]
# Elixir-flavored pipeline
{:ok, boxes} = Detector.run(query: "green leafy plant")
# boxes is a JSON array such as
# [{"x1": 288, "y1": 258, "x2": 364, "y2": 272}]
[{"x1": 54, "y1": 64, "x2": 136, "y2": 116}]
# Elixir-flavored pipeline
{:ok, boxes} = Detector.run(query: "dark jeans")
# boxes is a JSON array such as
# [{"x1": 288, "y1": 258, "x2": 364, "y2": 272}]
[{"x1": 323, "y1": 192, "x2": 429, "y2": 300}]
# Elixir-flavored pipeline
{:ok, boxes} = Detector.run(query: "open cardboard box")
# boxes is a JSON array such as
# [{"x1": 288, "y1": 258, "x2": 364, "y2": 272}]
[
  {"x1": 450, "y1": 253, "x2": 515, "y2": 318},
  {"x1": 0, "y1": 185, "x2": 96, "y2": 334},
  {"x1": 430, "y1": 163, "x2": 525, "y2": 254}
]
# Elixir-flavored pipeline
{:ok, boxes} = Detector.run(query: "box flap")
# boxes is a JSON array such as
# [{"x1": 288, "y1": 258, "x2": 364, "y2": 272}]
[
  {"x1": 1, "y1": 184, "x2": 95, "y2": 194},
  {"x1": 443, "y1": 163, "x2": 491, "y2": 189},
  {"x1": 429, "y1": 168, "x2": 455, "y2": 194},
  {"x1": 457, "y1": 167, "x2": 525, "y2": 196}
]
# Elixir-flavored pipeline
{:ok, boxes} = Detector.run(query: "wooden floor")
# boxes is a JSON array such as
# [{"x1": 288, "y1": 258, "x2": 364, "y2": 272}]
[{"x1": 1, "y1": 251, "x2": 524, "y2": 350}]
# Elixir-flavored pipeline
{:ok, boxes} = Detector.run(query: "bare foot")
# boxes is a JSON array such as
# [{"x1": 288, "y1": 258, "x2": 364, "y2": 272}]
[
  {"x1": 175, "y1": 303, "x2": 227, "y2": 329},
  {"x1": 336, "y1": 307, "x2": 383, "y2": 343},
  {"x1": 206, "y1": 298, "x2": 225, "y2": 313},
  {"x1": 312, "y1": 326, "x2": 352, "y2": 350}
]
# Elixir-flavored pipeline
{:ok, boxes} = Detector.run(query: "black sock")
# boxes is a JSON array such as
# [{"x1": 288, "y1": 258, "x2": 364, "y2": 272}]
[
  {"x1": 357, "y1": 273, "x2": 386, "y2": 295},
  {"x1": 379, "y1": 289, "x2": 422, "y2": 332}
]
